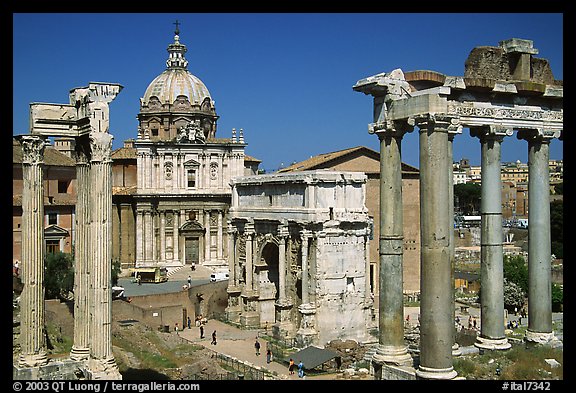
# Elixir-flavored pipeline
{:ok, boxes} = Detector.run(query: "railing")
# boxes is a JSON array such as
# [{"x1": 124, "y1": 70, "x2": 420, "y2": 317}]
[{"x1": 188, "y1": 349, "x2": 272, "y2": 380}]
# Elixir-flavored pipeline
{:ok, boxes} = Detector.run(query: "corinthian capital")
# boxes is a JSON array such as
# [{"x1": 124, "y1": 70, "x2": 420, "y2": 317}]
[
  {"x1": 17, "y1": 135, "x2": 46, "y2": 165},
  {"x1": 370, "y1": 118, "x2": 415, "y2": 138},
  {"x1": 470, "y1": 125, "x2": 514, "y2": 142},
  {"x1": 89, "y1": 132, "x2": 113, "y2": 163}
]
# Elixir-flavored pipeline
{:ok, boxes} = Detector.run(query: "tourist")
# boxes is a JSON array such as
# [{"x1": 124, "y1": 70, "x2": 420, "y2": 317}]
[
  {"x1": 187, "y1": 316, "x2": 192, "y2": 329},
  {"x1": 200, "y1": 324, "x2": 204, "y2": 339},
  {"x1": 211, "y1": 330, "x2": 217, "y2": 345},
  {"x1": 266, "y1": 348, "x2": 272, "y2": 364},
  {"x1": 288, "y1": 358, "x2": 295, "y2": 375},
  {"x1": 188, "y1": 275, "x2": 192, "y2": 286},
  {"x1": 255, "y1": 338, "x2": 261, "y2": 356},
  {"x1": 297, "y1": 361, "x2": 304, "y2": 378}
]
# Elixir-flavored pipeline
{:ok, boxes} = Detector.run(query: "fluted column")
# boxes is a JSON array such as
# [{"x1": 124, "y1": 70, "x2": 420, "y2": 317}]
[
  {"x1": 227, "y1": 222, "x2": 237, "y2": 286},
  {"x1": 217, "y1": 210, "x2": 223, "y2": 261},
  {"x1": 245, "y1": 221, "x2": 254, "y2": 292},
  {"x1": 278, "y1": 224, "x2": 289, "y2": 303},
  {"x1": 517, "y1": 129, "x2": 559, "y2": 344},
  {"x1": 17, "y1": 135, "x2": 49, "y2": 368},
  {"x1": 204, "y1": 210, "x2": 211, "y2": 264},
  {"x1": 300, "y1": 230, "x2": 310, "y2": 305},
  {"x1": 371, "y1": 117, "x2": 413, "y2": 367},
  {"x1": 415, "y1": 115, "x2": 458, "y2": 380},
  {"x1": 173, "y1": 211, "x2": 180, "y2": 263},
  {"x1": 472, "y1": 126, "x2": 512, "y2": 351},
  {"x1": 87, "y1": 132, "x2": 120, "y2": 378},
  {"x1": 70, "y1": 136, "x2": 91, "y2": 361}
]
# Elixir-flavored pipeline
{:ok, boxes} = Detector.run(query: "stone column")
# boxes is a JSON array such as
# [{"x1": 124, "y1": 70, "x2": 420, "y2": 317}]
[
  {"x1": 278, "y1": 224, "x2": 289, "y2": 303},
  {"x1": 472, "y1": 126, "x2": 512, "y2": 351},
  {"x1": 371, "y1": 118, "x2": 413, "y2": 367},
  {"x1": 517, "y1": 129, "x2": 558, "y2": 344},
  {"x1": 160, "y1": 211, "x2": 166, "y2": 263},
  {"x1": 70, "y1": 136, "x2": 91, "y2": 361},
  {"x1": 415, "y1": 115, "x2": 457, "y2": 380},
  {"x1": 204, "y1": 210, "x2": 211, "y2": 264},
  {"x1": 227, "y1": 223, "x2": 237, "y2": 286},
  {"x1": 135, "y1": 209, "x2": 144, "y2": 264},
  {"x1": 245, "y1": 221, "x2": 254, "y2": 292},
  {"x1": 301, "y1": 230, "x2": 310, "y2": 305},
  {"x1": 173, "y1": 211, "x2": 180, "y2": 264},
  {"x1": 87, "y1": 132, "x2": 121, "y2": 379},
  {"x1": 448, "y1": 122, "x2": 463, "y2": 357},
  {"x1": 17, "y1": 135, "x2": 49, "y2": 368},
  {"x1": 217, "y1": 210, "x2": 223, "y2": 261}
]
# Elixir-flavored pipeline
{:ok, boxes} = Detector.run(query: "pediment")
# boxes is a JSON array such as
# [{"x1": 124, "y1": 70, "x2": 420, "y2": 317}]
[
  {"x1": 44, "y1": 224, "x2": 69, "y2": 237},
  {"x1": 180, "y1": 220, "x2": 204, "y2": 232},
  {"x1": 183, "y1": 159, "x2": 200, "y2": 167}
]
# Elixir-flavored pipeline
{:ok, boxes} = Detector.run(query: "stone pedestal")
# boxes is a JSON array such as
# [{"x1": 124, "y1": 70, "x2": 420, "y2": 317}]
[
  {"x1": 225, "y1": 287, "x2": 242, "y2": 324},
  {"x1": 240, "y1": 292, "x2": 260, "y2": 328},
  {"x1": 273, "y1": 300, "x2": 295, "y2": 339},
  {"x1": 13, "y1": 359, "x2": 85, "y2": 380},
  {"x1": 295, "y1": 303, "x2": 317, "y2": 347}
]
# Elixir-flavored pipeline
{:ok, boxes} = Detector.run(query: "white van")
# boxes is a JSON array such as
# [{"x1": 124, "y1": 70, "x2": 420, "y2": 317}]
[{"x1": 210, "y1": 271, "x2": 229, "y2": 282}]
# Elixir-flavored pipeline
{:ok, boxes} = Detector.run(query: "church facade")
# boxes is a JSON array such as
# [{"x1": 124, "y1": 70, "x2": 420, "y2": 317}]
[{"x1": 112, "y1": 26, "x2": 259, "y2": 270}]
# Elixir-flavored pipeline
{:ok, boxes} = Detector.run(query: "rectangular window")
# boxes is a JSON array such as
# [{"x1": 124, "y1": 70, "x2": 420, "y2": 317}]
[
  {"x1": 187, "y1": 170, "x2": 196, "y2": 188},
  {"x1": 58, "y1": 180, "x2": 68, "y2": 194},
  {"x1": 152, "y1": 128, "x2": 159, "y2": 137},
  {"x1": 48, "y1": 212, "x2": 57, "y2": 225},
  {"x1": 46, "y1": 239, "x2": 60, "y2": 255}
]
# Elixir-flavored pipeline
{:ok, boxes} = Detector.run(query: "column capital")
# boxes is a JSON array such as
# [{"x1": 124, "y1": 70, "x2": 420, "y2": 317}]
[
  {"x1": 89, "y1": 132, "x2": 113, "y2": 163},
  {"x1": 415, "y1": 113, "x2": 457, "y2": 131},
  {"x1": 300, "y1": 229, "x2": 312, "y2": 241},
  {"x1": 517, "y1": 128, "x2": 561, "y2": 144},
  {"x1": 370, "y1": 118, "x2": 415, "y2": 138},
  {"x1": 278, "y1": 224, "x2": 289, "y2": 238},
  {"x1": 16, "y1": 135, "x2": 47, "y2": 165},
  {"x1": 470, "y1": 125, "x2": 514, "y2": 142}
]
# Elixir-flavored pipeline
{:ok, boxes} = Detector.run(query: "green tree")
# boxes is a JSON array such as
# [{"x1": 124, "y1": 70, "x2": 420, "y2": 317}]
[
  {"x1": 45, "y1": 252, "x2": 74, "y2": 300},
  {"x1": 454, "y1": 183, "x2": 481, "y2": 215},
  {"x1": 503, "y1": 255, "x2": 528, "y2": 294},
  {"x1": 551, "y1": 283, "x2": 563, "y2": 312}
]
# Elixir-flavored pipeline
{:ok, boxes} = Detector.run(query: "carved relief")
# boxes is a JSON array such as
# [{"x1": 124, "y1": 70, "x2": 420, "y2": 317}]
[
  {"x1": 210, "y1": 162, "x2": 219, "y2": 180},
  {"x1": 164, "y1": 161, "x2": 173, "y2": 180}
]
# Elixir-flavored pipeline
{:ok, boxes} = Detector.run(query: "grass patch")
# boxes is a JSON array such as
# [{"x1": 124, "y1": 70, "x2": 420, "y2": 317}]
[{"x1": 454, "y1": 344, "x2": 563, "y2": 380}]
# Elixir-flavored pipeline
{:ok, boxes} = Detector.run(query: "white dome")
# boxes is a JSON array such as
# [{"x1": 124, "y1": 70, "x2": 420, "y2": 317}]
[{"x1": 142, "y1": 68, "x2": 212, "y2": 106}]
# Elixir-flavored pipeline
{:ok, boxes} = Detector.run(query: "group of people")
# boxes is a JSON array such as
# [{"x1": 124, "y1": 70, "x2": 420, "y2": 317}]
[{"x1": 288, "y1": 358, "x2": 305, "y2": 378}]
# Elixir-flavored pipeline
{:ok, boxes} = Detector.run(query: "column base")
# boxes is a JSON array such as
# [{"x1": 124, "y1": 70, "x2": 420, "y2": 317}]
[
  {"x1": 524, "y1": 330, "x2": 557, "y2": 345},
  {"x1": 474, "y1": 336, "x2": 511, "y2": 351},
  {"x1": 85, "y1": 357, "x2": 122, "y2": 380},
  {"x1": 18, "y1": 351, "x2": 49, "y2": 368},
  {"x1": 452, "y1": 342, "x2": 463, "y2": 356},
  {"x1": 372, "y1": 344, "x2": 413, "y2": 366},
  {"x1": 70, "y1": 346, "x2": 91, "y2": 361},
  {"x1": 415, "y1": 365, "x2": 458, "y2": 380}
]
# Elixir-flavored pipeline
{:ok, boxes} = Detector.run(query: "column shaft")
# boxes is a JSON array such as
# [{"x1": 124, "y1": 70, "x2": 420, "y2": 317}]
[
  {"x1": 473, "y1": 128, "x2": 510, "y2": 350},
  {"x1": 373, "y1": 128, "x2": 410, "y2": 365},
  {"x1": 416, "y1": 117, "x2": 457, "y2": 379},
  {"x1": 18, "y1": 136, "x2": 48, "y2": 368},
  {"x1": 71, "y1": 139, "x2": 91, "y2": 360},
  {"x1": 527, "y1": 137, "x2": 553, "y2": 335},
  {"x1": 301, "y1": 233, "x2": 309, "y2": 304}
]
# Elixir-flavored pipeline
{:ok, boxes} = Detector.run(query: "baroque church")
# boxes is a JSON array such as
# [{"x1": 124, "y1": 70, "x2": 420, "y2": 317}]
[{"x1": 111, "y1": 25, "x2": 260, "y2": 270}]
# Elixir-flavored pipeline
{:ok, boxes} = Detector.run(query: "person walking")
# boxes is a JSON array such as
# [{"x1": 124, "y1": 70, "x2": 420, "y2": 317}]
[
  {"x1": 266, "y1": 348, "x2": 272, "y2": 364},
  {"x1": 254, "y1": 338, "x2": 261, "y2": 356},
  {"x1": 187, "y1": 275, "x2": 192, "y2": 287},
  {"x1": 187, "y1": 316, "x2": 192, "y2": 329},
  {"x1": 211, "y1": 330, "x2": 217, "y2": 345},
  {"x1": 297, "y1": 361, "x2": 304, "y2": 378},
  {"x1": 288, "y1": 358, "x2": 295, "y2": 375},
  {"x1": 200, "y1": 324, "x2": 204, "y2": 339}
]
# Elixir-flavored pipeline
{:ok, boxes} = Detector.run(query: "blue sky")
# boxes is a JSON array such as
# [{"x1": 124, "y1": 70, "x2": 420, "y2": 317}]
[{"x1": 13, "y1": 13, "x2": 563, "y2": 172}]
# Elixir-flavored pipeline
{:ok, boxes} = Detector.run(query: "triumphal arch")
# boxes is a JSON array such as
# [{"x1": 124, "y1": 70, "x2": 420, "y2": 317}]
[
  {"x1": 354, "y1": 38, "x2": 562, "y2": 379},
  {"x1": 14, "y1": 82, "x2": 123, "y2": 380}
]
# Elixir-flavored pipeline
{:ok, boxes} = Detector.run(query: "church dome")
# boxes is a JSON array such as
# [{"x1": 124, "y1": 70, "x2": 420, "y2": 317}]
[
  {"x1": 142, "y1": 68, "x2": 212, "y2": 107},
  {"x1": 137, "y1": 23, "x2": 218, "y2": 142}
]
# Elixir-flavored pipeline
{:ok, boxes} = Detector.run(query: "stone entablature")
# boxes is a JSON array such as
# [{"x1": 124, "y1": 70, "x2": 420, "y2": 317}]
[{"x1": 227, "y1": 171, "x2": 375, "y2": 346}]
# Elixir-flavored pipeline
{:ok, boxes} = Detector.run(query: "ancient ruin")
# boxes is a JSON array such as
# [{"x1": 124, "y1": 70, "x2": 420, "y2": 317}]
[
  {"x1": 354, "y1": 38, "x2": 562, "y2": 379},
  {"x1": 14, "y1": 82, "x2": 123, "y2": 380}
]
